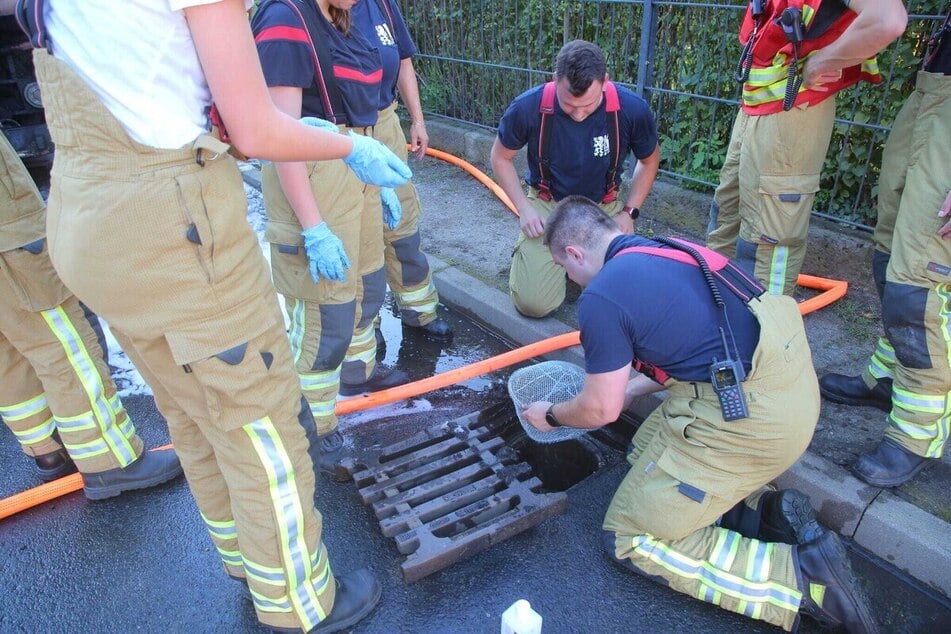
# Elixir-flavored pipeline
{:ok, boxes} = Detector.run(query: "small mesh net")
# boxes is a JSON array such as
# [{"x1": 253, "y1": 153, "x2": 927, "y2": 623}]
[{"x1": 507, "y1": 361, "x2": 589, "y2": 444}]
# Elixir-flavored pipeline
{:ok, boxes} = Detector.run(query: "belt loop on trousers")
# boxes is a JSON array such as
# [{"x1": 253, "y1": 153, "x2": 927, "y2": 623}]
[{"x1": 192, "y1": 133, "x2": 230, "y2": 166}]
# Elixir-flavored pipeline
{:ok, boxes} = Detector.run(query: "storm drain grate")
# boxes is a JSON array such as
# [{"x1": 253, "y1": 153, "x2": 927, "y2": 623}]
[{"x1": 345, "y1": 403, "x2": 568, "y2": 582}]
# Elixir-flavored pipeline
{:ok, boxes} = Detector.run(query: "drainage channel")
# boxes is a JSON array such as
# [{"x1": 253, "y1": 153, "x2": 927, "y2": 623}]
[{"x1": 355, "y1": 295, "x2": 951, "y2": 628}]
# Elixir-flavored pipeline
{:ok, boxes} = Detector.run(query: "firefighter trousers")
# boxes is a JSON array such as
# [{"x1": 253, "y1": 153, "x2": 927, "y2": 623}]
[
  {"x1": 603, "y1": 294, "x2": 819, "y2": 631},
  {"x1": 858, "y1": 71, "x2": 951, "y2": 459},
  {"x1": 708, "y1": 98, "x2": 835, "y2": 296},
  {"x1": 35, "y1": 50, "x2": 335, "y2": 631},
  {"x1": 372, "y1": 102, "x2": 440, "y2": 327},
  {"x1": 263, "y1": 148, "x2": 384, "y2": 435},
  {"x1": 509, "y1": 191, "x2": 622, "y2": 318}
]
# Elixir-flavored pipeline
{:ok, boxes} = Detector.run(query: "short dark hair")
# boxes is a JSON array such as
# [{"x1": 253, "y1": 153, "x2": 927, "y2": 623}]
[
  {"x1": 544, "y1": 195, "x2": 617, "y2": 256},
  {"x1": 554, "y1": 40, "x2": 607, "y2": 96}
]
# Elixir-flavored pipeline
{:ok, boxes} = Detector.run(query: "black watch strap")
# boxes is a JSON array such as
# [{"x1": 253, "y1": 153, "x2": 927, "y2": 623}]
[
  {"x1": 545, "y1": 404, "x2": 563, "y2": 427},
  {"x1": 623, "y1": 206, "x2": 640, "y2": 220}
]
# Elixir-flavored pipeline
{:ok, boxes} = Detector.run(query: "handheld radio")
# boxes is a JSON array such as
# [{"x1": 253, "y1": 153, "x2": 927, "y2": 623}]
[{"x1": 709, "y1": 329, "x2": 749, "y2": 421}]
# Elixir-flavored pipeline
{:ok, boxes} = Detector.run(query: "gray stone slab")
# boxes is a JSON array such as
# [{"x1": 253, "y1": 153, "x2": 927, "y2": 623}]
[{"x1": 854, "y1": 490, "x2": 951, "y2": 598}]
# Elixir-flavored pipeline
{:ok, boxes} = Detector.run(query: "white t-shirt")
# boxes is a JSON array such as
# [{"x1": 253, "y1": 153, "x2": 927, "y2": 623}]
[{"x1": 46, "y1": 0, "x2": 252, "y2": 149}]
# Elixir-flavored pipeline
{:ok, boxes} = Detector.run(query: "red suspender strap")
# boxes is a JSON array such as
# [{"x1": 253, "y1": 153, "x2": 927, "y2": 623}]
[
  {"x1": 536, "y1": 81, "x2": 556, "y2": 200},
  {"x1": 602, "y1": 81, "x2": 621, "y2": 204}
]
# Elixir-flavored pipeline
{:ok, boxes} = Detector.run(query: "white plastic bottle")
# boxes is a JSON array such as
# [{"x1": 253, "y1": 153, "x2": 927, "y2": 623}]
[{"x1": 500, "y1": 599, "x2": 543, "y2": 634}]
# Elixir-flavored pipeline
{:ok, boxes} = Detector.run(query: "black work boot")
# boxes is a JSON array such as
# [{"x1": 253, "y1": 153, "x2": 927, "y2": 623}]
[
  {"x1": 819, "y1": 374, "x2": 892, "y2": 412},
  {"x1": 759, "y1": 489, "x2": 825, "y2": 545},
  {"x1": 314, "y1": 568, "x2": 381, "y2": 633},
  {"x1": 407, "y1": 317, "x2": 453, "y2": 342},
  {"x1": 82, "y1": 449, "x2": 183, "y2": 500},
  {"x1": 317, "y1": 429, "x2": 352, "y2": 482},
  {"x1": 796, "y1": 532, "x2": 879, "y2": 633},
  {"x1": 852, "y1": 438, "x2": 929, "y2": 488},
  {"x1": 34, "y1": 448, "x2": 78, "y2": 482},
  {"x1": 339, "y1": 364, "x2": 410, "y2": 396}
]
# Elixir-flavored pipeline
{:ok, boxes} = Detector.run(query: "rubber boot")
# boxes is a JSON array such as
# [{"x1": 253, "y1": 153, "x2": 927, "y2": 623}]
[
  {"x1": 818, "y1": 374, "x2": 891, "y2": 412},
  {"x1": 316, "y1": 429, "x2": 352, "y2": 482},
  {"x1": 852, "y1": 438, "x2": 929, "y2": 488},
  {"x1": 795, "y1": 532, "x2": 879, "y2": 633},
  {"x1": 267, "y1": 568, "x2": 381, "y2": 634},
  {"x1": 34, "y1": 448, "x2": 78, "y2": 482},
  {"x1": 339, "y1": 364, "x2": 410, "y2": 396},
  {"x1": 407, "y1": 317, "x2": 452, "y2": 342},
  {"x1": 82, "y1": 449, "x2": 183, "y2": 500}
]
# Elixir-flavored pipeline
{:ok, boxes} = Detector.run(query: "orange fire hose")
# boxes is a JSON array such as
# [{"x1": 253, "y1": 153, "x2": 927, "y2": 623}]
[{"x1": 0, "y1": 147, "x2": 846, "y2": 520}]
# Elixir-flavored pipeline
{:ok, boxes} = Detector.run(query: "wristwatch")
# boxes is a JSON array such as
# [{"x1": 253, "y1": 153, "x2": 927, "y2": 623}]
[
  {"x1": 623, "y1": 206, "x2": 640, "y2": 220},
  {"x1": 545, "y1": 404, "x2": 563, "y2": 428}
]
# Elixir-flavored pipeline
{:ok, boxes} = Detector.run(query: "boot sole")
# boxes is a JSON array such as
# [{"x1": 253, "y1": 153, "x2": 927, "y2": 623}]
[
  {"x1": 83, "y1": 463, "x2": 184, "y2": 501},
  {"x1": 767, "y1": 489, "x2": 824, "y2": 545},
  {"x1": 814, "y1": 536, "x2": 879, "y2": 633}
]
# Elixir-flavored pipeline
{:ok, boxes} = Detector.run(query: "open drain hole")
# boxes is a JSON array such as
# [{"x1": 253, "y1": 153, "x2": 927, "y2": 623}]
[{"x1": 510, "y1": 432, "x2": 603, "y2": 492}]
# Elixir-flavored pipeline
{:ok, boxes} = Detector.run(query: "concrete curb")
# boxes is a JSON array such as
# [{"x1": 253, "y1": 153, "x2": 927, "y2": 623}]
[{"x1": 239, "y1": 126, "x2": 950, "y2": 598}]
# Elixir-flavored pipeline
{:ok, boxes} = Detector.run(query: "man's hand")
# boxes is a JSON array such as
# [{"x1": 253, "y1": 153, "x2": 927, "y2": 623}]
[
  {"x1": 523, "y1": 401, "x2": 555, "y2": 432},
  {"x1": 938, "y1": 190, "x2": 951, "y2": 239},
  {"x1": 614, "y1": 211, "x2": 635, "y2": 235},
  {"x1": 801, "y1": 60, "x2": 842, "y2": 92},
  {"x1": 519, "y1": 206, "x2": 545, "y2": 239},
  {"x1": 409, "y1": 120, "x2": 429, "y2": 159},
  {"x1": 301, "y1": 222, "x2": 350, "y2": 283}
]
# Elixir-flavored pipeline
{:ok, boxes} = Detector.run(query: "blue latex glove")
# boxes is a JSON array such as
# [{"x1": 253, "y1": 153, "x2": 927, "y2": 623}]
[
  {"x1": 380, "y1": 187, "x2": 402, "y2": 230},
  {"x1": 301, "y1": 222, "x2": 350, "y2": 283},
  {"x1": 344, "y1": 131, "x2": 412, "y2": 188},
  {"x1": 299, "y1": 116, "x2": 340, "y2": 134}
]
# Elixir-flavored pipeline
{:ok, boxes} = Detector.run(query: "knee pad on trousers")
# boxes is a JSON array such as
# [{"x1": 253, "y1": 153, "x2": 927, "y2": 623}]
[
  {"x1": 391, "y1": 231, "x2": 430, "y2": 287},
  {"x1": 736, "y1": 236, "x2": 758, "y2": 279},
  {"x1": 312, "y1": 302, "x2": 355, "y2": 371},
  {"x1": 882, "y1": 282, "x2": 931, "y2": 369},
  {"x1": 358, "y1": 267, "x2": 386, "y2": 330},
  {"x1": 872, "y1": 250, "x2": 889, "y2": 303}
]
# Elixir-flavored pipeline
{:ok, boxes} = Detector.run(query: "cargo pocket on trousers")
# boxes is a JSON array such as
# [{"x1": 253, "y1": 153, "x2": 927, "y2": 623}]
[
  {"x1": 0, "y1": 245, "x2": 72, "y2": 312},
  {"x1": 175, "y1": 171, "x2": 218, "y2": 284},
  {"x1": 165, "y1": 301, "x2": 282, "y2": 432},
  {"x1": 754, "y1": 173, "x2": 820, "y2": 244},
  {"x1": 656, "y1": 445, "x2": 738, "y2": 534}
]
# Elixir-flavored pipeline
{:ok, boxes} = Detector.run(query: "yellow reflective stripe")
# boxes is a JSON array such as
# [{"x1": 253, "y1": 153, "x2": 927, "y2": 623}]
[
  {"x1": 11, "y1": 416, "x2": 56, "y2": 445},
  {"x1": 308, "y1": 400, "x2": 336, "y2": 418},
  {"x1": 399, "y1": 283, "x2": 434, "y2": 303},
  {"x1": 216, "y1": 547, "x2": 243, "y2": 566},
  {"x1": 60, "y1": 437, "x2": 111, "y2": 458},
  {"x1": 633, "y1": 535, "x2": 801, "y2": 611},
  {"x1": 245, "y1": 417, "x2": 327, "y2": 628},
  {"x1": 861, "y1": 58, "x2": 880, "y2": 76},
  {"x1": 299, "y1": 367, "x2": 341, "y2": 391},
  {"x1": 0, "y1": 392, "x2": 49, "y2": 421},
  {"x1": 350, "y1": 324, "x2": 375, "y2": 348},
  {"x1": 887, "y1": 412, "x2": 938, "y2": 440},
  {"x1": 743, "y1": 81, "x2": 789, "y2": 106},
  {"x1": 801, "y1": 4, "x2": 815, "y2": 27},
  {"x1": 201, "y1": 512, "x2": 238, "y2": 540},
  {"x1": 41, "y1": 305, "x2": 137, "y2": 465},
  {"x1": 867, "y1": 337, "x2": 896, "y2": 380},
  {"x1": 288, "y1": 299, "x2": 306, "y2": 365},
  {"x1": 769, "y1": 247, "x2": 790, "y2": 296},
  {"x1": 892, "y1": 386, "x2": 945, "y2": 414}
]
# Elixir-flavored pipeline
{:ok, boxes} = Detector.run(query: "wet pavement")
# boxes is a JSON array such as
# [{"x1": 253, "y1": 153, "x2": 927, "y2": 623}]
[{"x1": 2, "y1": 299, "x2": 949, "y2": 633}]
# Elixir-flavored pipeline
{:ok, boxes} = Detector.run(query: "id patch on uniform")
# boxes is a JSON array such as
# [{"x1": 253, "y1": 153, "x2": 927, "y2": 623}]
[
  {"x1": 677, "y1": 481, "x2": 706, "y2": 503},
  {"x1": 927, "y1": 261, "x2": 950, "y2": 277}
]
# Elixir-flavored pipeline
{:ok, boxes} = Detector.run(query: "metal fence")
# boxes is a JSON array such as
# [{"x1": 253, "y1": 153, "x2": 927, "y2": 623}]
[{"x1": 400, "y1": 0, "x2": 946, "y2": 230}]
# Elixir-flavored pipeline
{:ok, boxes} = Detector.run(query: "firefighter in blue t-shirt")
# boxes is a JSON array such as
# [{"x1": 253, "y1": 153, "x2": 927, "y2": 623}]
[
  {"x1": 522, "y1": 196, "x2": 878, "y2": 632},
  {"x1": 490, "y1": 40, "x2": 660, "y2": 318}
]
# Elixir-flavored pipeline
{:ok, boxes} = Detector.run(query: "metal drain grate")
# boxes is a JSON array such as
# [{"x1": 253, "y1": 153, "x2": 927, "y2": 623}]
[{"x1": 344, "y1": 403, "x2": 568, "y2": 582}]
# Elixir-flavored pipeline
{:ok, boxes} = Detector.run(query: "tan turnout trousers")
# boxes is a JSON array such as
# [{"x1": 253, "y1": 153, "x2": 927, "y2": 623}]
[
  {"x1": 371, "y1": 102, "x2": 440, "y2": 326},
  {"x1": 603, "y1": 294, "x2": 819, "y2": 631},
  {"x1": 509, "y1": 192, "x2": 622, "y2": 317},
  {"x1": 0, "y1": 132, "x2": 142, "y2": 473},
  {"x1": 263, "y1": 124, "x2": 384, "y2": 436},
  {"x1": 708, "y1": 98, "x2": 835, "y2": 296},
  {"x1": 859, "y1": 71, "x2": 951, "y2": 459},
  {"x1": 35, "y1": 50, "x2": 335, "y2": 631}
]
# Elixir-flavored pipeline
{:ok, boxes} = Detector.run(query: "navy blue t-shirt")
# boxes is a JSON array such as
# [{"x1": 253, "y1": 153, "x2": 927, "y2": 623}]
[
  {"x1": 496, "y1": 84, "x2": 658, "y2": 202},
  {"x1": 252, "y1": 1, "x2": 383, "y2": 127},
  {"x1": 352, "y1": 0, "x2": 418, "y2": 109},
  {"x1": 578, "y1": 235, "x2": 760, "y2": 383}
]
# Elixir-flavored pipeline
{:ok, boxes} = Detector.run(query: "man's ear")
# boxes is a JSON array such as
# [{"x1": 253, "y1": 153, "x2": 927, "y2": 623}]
[
  {"x1": 565, "y1": 245, "x2": 584, "y2": 263},
  {"x1": 603, "y1": 73, "x2": 610, "y2": 84}
]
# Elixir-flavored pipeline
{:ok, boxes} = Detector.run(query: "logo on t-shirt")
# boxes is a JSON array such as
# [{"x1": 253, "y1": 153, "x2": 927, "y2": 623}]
[
  {"x1": 376, "y1": 23, "x2": 396, "y2": 46},
  {"x1": 593, "y1": 134, "x2": 610, "y2": 158}
]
